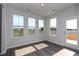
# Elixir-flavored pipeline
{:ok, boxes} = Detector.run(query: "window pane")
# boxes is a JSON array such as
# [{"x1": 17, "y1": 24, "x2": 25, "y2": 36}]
[
  {"x1": 50, "y1": 18, "x2": 56, "y2": 36},
  {"x1": 28, "y1": 17, "x2": 36, "y2": 34},
  {"x1": 66, "y1": 19, "x2": 77, "y2": 45},
  {"x1": 39, "y1": 19, "x2": 44, "y2": 28},
  {"x1": 13, "y1": 28, "x2": 19, "y2": 37},
  {"x1": 13, "y1": 28, "x2": 23, "y2": 37},
  {"x1": 50, "y1": 18, "x2": 56, "y2": 28},
  {"x1": 13, "y1": 14, "x2": 24, "y2": 37},
  {"x1": 66, "y1": 19, "x2": 77, "y2": 30},
  {"x1": 39, "y1": 19, "x2": 44, "y2": 32},
  {"x1": 13, "y1": 15, "x2": 19, "y2": 26},
  {"x1": 28, "y1": 18, "x2": 35, "y2": 29},
  {"x1": 19, "y1": 16, "x2": 24, "y2": 26},
  {"x1": 19, "y1": 28, "x2": 23, "y2": 36}
]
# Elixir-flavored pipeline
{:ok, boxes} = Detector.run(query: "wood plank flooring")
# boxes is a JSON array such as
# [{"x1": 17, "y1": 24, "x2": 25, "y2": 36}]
[{"x1": 1, "y1": 41, "x2": 79, "y2": 56}]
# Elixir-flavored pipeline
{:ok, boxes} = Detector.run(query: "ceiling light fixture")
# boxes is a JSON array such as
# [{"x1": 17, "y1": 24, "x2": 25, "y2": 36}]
[{"x1": 41, "y1": 3, "x2": 44, "y2": 7}]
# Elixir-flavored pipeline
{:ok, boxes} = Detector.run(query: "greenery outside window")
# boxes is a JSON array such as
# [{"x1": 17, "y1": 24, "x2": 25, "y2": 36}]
[
  {"x1": 13, "y1": 14, "x2": 24, "y2": 37},
  {"x1": 28, "y1": 17, "x2": 36, "y2": 34}
]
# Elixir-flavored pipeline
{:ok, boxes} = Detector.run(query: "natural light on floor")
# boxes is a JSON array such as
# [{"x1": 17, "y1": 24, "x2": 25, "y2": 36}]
[
  {"x1": 53, "y1": 48, "x2": 75, "y2": 56},
  {"x1": 15, "y1": 46, "x2": 36, "y2": 56},
  {"x1": 34, "y1": 43, "x2": 49, "y2": 50}
]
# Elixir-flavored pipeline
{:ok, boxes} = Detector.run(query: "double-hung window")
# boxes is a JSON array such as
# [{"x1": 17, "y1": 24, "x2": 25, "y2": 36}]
[
  {"x1": 13, "y1": 14, "x2": 24, "y2": 37},
  {"x1": 49, "y1": 18, "x2": 57, "y2": 36},
  {"x1": 28, "y1": 17, "x2": 36, "y2": 34},
  {"x1": 39, "y1": 19, "x2": 44, "y2": 33},
  {"x1": 66, "y1": 19, "x2": 77, "y2": 45}
]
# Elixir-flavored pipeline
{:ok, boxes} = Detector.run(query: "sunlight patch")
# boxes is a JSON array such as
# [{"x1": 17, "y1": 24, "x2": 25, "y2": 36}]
[
  {"x1": 34, "y1": 43, "x2": 48, "y2": 50},
  {"x1": 15, "y1": 46, "x2": 36, "y2": 56},
  {"x1": 53, "y1": 48, "x2": 75, "y2": 56}
]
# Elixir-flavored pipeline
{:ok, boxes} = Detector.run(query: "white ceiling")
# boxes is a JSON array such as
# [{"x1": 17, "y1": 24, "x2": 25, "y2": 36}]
[{"x1": 6, "y1": 3, "x2": 75, "y2": 17}]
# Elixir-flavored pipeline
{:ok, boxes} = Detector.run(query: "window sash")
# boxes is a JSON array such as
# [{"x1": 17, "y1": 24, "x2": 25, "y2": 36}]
[
  {"x1": 13, "y1": 27, "x2": 23, "y2": 37},
  {"x1": 28, "y1": 18, "x2": 35, "y2": 28},
  {"x1": 28, "y1": 17, "x2": 36, "y2": 34},
  {"x1": 49, "y1": 18, "x2": 56, "y2": 36},
  {"x1": 50, "y1": 18, "x2": 56, "y2": 28},
  {"x1": 39, "y1": 20, "x2": 44, "y2": 28},
  {"x1": 13, "y1": 14, "x2": 24, "y2": 37},
  {"x1": 13, "y1": 14, "x2": 24, "y2": 26}
]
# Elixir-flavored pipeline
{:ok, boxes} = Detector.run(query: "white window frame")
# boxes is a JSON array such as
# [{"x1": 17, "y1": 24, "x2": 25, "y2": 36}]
[
  {"x1": 39, "y1": 19, "x2": 44, "y2": 33},
  {"x1": 12, "y1": 14, "x2": 24, "y2": 38},
  {"x1": 66, "y1": 18, "x2": 77, "y2": 45},
  {"x1": 28, "y1": 17, "x2": 36, "y2": 34},
  {"x1": 49, "y1": 18, "x2": 57, "y2": 36}
]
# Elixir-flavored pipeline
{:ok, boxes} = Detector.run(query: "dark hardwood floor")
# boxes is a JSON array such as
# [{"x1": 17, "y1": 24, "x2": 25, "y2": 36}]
[{"x1": 1, "y1": 41, "x2": 79, "y2": 56}]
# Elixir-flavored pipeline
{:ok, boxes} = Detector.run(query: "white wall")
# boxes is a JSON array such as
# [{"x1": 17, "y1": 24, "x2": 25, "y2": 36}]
[
  {"x1": 1, "y1": 6, "x2": 6, "y2": 54},
  {"x1": 46, "y1": 4, "x2": 79, "y2": 51},
  {"x1": 1, "y1": 6, "x2": 47, "y2": 54},
  {"x1": 1, "y1": 4, "x2": 79, "y2": 54}
]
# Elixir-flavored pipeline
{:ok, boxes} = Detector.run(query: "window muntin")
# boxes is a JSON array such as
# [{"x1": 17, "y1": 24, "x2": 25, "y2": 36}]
[
  {"x1": 39, "y1": 19, "x2": 44, "y2": 32},
  {"x1": 66, "y1": 19, "x2": 77, "y2": 31},
  {"x1": 66, "y1": 19, "x2": 77, "y2": 45},
  {"x1": 28, "y1": 17, "x2": 36, "y2": 34},
  {"x1": 13, "y1": 14, "x2": 24, "y2": 37},
  {"x1": 49, "y1": 18, "x2": 56, "y2": 36}
]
